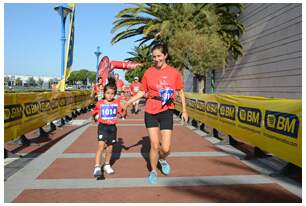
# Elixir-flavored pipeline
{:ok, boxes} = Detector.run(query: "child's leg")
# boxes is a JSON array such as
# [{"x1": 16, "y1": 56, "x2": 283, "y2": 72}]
[
  {"x1": 103, "y1": 144, "x2": 115, "y2": 174},
  {"x1": 104, "y1": 144, "x2": 113, "y2": 165},
  {"x1": 95, "y1": 141, "x2": 106, "y2": 166}
]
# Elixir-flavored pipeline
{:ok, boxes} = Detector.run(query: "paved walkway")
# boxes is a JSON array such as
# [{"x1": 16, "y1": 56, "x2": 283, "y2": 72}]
[{"x1": 4, "y1": 106, "x2": 302, "y2": 203}]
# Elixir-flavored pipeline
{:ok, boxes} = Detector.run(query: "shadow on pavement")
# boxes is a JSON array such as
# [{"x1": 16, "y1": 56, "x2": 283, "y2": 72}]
[
  {"x1": 111, "y1": 136, "x2": 151, "y2": 171},
  {"x1": 5, "y1": 122, "x2": 91, "y2": 180},
  {"x1": 110, "y1": 138, "x2": 129, "y2": 166},
  {"x1": 166, "y1": 181, "x2": 301, "y2": 203}
]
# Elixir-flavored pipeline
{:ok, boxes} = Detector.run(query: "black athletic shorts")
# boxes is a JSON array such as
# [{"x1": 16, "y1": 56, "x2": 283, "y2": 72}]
[
  {"x1": 97, "y1": 123, "x2": 117, "y2": 145},
  {"x1": 144, "y1": 109, "x2": 174, "y2": 130}
]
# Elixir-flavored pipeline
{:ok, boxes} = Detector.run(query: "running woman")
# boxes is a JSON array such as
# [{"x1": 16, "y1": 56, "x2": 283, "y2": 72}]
[{"x1": 123, "y1": 44, "x2": 188, "y2": 184}]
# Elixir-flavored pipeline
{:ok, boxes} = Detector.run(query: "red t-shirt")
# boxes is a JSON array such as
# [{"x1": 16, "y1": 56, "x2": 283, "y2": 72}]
[
  {"x1": 92, "y1": 98, "x2": 123, "y2": 125},
  {"x1": 140, "y1": 65, "x2": 183, "y2": 114},
  {"x1": 117, "y1": 95, "x2": 129, "y2": 107},
  {"x1": 130, "y1": 82, "x2": 142, "y2": 96},
  {"x1": 122, "y1": 85, "x2": 130, "y2": 93},
  {"x1": 116, "y1": 79, "x2": 125, "y2": 91}
]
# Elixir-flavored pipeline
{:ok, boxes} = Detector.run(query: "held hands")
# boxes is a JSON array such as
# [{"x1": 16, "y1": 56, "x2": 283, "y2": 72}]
[
  {"x1": 122, "y1": 102, "x2": 129, "y2": 111},
  {"x1": 120, "y1": 108, "x2": 127, "y2": 118}
]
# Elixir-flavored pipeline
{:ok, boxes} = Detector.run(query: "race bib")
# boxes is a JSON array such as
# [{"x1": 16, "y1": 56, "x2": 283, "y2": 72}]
[
  {"x1": 100, "y1": 104, "x2": 118, "y2": 120},
  {"x1": 159, "y1": 88, "x2": 174, "y2": 105},
  {"x1": 133, "y1": 86, "x2": 139, "y2": 92}
]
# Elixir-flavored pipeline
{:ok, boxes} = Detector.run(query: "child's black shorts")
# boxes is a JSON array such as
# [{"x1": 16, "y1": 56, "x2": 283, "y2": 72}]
[
  {"x1": 97, "y1": 123, "x2": 117, "y2": 145},
  {"x1": 144, "y1": 109, "x2": 174, "y2": 130}
]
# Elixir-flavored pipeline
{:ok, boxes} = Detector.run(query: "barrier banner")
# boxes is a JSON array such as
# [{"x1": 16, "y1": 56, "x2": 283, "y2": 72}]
[
  {"x1": 175, "y1": 93, "x2": 301, "y2": 167},
  {"x1": 4, "y1": 91, "x2": 93, "y2": 143}
]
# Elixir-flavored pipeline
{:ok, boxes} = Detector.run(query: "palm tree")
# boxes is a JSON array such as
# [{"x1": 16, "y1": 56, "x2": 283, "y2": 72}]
[
  {"x1": 125, "y1": 45, "x2": 152, "y2": 63},
  {"x1": 113, "y1": 3, "x2": 244, "y2": 58},
  {"x1": 113, "y1": 3, "x2": 244, "y2": 78},
  {"x1": 124, "y1": 45, "x2": 152, "y2": 82},
  {"x1": 113, "y1": 4, "x2": 184, "y2": 46},
  {"x1": 215, "y1": 3, "x2": 245, "y2": 60}
]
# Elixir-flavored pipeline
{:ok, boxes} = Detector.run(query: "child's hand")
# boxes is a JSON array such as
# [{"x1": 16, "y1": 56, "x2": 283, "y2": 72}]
[
  {"x1": 93, "y1": 114, "x2": 99, "y2": 121},
  {"x1": 121, "y1": 109, "x2": 127, "y2": 117}
]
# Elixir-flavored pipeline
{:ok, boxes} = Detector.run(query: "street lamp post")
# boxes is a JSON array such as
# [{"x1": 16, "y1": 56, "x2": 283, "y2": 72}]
[
  {"x1": 54, "y1": 5, "x2": 72, "y2": 79},
  {"x1": 94, "y1": 46, "x2": 102, "y2": 82}
]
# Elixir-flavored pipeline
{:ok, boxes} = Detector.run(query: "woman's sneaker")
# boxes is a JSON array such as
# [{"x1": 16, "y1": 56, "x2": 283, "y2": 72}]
[
  {"x1": 148, "y1": 170, "x2": 157, "y2": 184},
  {"x1": 93, "y1": 166, "x2": 102, "y2": 177},
  {"x1": 159, "y1": 159, "x2": 171, "y2": 175},
  {"x1": 103, "y1": 164, "x2": 114, "y2": 174}
]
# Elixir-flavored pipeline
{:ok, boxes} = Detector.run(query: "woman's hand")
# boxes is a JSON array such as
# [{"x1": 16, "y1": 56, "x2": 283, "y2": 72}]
[
  {"x1": 122, "y1": 99, "x2": 131, "y2": 111},
  {"x1": 122, "y1": 102, "x2": 129, "y2": 111},
  {"x1": 181, "y1": 111, "x2": 188, "y2": 123}
]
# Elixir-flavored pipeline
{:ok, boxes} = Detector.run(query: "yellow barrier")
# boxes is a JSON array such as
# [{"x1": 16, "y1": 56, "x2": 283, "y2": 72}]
[
  {"x1": 4, "y1": 91, "x2": 93, "y2": 143},
  {"x1": 175, "y1": 93, "x2": 301, "y2": 167}
]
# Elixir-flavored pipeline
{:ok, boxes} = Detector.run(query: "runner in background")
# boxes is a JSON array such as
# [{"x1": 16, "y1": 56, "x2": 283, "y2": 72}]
[
  {"x1": 117, "y1": 85, "x2": 130, "y2": 120},
  {"x1": 123, "y1": 44, "x2": 188, "y2": 184},
  {"x1": 91, "y1": 77, "x2": 103, "y2": 101},
  {"x1": 92, "y1": 79, "x2": 126, "y2": 177},
  {"x1": 115, "y1": 73, "x2": 125, "y2": 96},
  {"x1": 96, "y1": 83, "x2": 104, "y2": 101},
  {"x1": 129, "y1": 76, "x2": 142, "y2": 114}
]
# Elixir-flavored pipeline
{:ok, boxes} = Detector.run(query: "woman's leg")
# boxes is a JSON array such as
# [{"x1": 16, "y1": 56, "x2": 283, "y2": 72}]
[
  {"x1": 95, "y1": 141, "x2": 106, "y2": 166},
  {"x1": 147, "y1": 127, "x2": 160, "y2": 171},
  {"x1": 159, "y1": 130, "x2": 172, "y2": 160}
]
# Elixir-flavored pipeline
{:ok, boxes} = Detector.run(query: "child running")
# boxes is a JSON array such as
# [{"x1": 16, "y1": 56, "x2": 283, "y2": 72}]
[{"x1": 92, "y1": 80, "x2": 125, "y2": 177}]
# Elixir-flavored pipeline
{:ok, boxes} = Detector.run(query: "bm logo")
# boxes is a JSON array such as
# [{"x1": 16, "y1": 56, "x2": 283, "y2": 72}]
[
  {"x1": 265, "y1": 110, "x2": 299, "y2": 138},
  {"x1": 4, "y1": 104, "x2": 23, "y2": 123},
  {"x1": 238, "y1": 106, "x2": 261, "y2": 127},
  {"x1": 186, "y1": 98, "x2": 197, "y2": 109},
  {"x1": 206, "y1": 102, "x2": 218, "y2": 116},
  {"x1": 24, "y1": 102, "x2": 40, "y2": 117},
  {"x1": 219, "y1": 104, "x2": 236, "y2": 120},
  {"x1": 196, "y1": 100, "x2": 205, "y2": 112}
]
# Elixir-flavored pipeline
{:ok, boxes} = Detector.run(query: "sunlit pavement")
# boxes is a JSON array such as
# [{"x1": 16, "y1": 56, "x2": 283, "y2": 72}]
[{"x1": 4, "y1": 105, "x2": 301, "y2": 203}]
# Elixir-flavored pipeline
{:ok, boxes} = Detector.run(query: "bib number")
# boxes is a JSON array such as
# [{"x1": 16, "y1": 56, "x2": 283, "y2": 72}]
[
  {"x1": 100, "y1": 104, "x2": 118, "y2": 120},
  {"x1": 159, "y1": 88, "x2": 174, "y2": 105}
]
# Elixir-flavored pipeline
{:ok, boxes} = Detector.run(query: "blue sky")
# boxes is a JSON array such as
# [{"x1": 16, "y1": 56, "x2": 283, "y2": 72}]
[{"x1": 4, "y1": 3, "x2": 141, "y2": 80}]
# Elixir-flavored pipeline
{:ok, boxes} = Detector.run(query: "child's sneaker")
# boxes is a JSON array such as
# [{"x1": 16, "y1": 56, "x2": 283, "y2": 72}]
[
  {"x1": 159, "y1": 159, "x2": 171, "y2": 175},
  {"x1": 93, "y1": 166, "x2": 102, "y2": 177},
  {"x1": 148, "y1": 170, "x2": 157, "y2": 184},
  {"x1": 103, "y1": 164, "x2": 114, "y2": 174}
]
